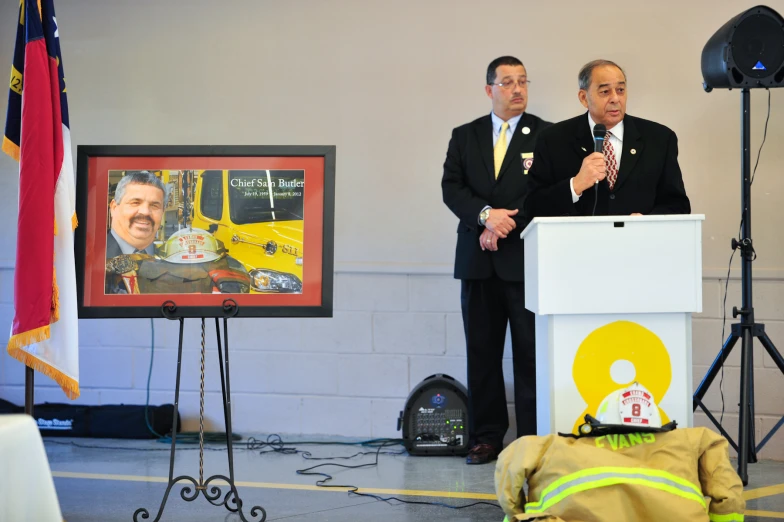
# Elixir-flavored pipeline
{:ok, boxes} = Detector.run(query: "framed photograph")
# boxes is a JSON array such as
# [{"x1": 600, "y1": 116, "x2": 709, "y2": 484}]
[{"x1": 74, "y1": 145, "x2": 335, "y2": 318}]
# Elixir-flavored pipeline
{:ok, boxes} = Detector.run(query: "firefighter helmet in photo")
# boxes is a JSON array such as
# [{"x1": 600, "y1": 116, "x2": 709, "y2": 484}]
[
  {"x1": 105, "y1": 228, "x2": 251, "y2": 294},
  {"x1": 159, "y1": 228, "x2": 227, "y2": 264}
]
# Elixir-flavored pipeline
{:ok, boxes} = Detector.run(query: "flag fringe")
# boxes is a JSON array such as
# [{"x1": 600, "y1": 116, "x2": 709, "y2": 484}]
[
  {"x1": 1, "y1": 136, "x2": 20, "y2": 162},
  {"x1": 7, "y1": 323, "x2": 50, "y2": 350},
  {"x1": 7, "y1": 342, "x2": 80, "y2": 400},
  {"x1": 71, "y1": 212, "x2": 78, "y2": 231},
  {"x1": 51, "y1": 264, "x2": 60, "y2": 323}
]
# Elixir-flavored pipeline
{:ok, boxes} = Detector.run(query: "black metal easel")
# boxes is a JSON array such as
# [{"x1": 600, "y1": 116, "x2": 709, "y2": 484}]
[
  {"x1": 133, "y1": 299, "x2": 265, "y2": 522},
  {"x1": 693, "y1": 88, "x2": 784, "y2": 486}
]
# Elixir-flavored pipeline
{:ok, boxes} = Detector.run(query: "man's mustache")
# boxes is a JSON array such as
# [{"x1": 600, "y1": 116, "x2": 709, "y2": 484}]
[{"x1": 130, "y1": 216, "x2": 153, "y2": 226}]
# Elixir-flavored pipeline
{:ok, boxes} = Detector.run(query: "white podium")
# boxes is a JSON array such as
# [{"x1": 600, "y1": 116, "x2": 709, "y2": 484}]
[{"x1": 522, "y1": 215, "x2": 704, "y2": 435}]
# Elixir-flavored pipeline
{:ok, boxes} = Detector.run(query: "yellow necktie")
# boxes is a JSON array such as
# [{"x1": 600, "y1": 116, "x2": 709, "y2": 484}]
[{"x1": 494, "y1": 122, "x2": 509, "y2": 178}]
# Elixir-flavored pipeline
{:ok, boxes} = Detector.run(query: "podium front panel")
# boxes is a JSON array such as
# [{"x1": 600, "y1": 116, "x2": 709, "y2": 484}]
[{"x1": 536, "y1": 312, "x2": 693, "y2": 436}]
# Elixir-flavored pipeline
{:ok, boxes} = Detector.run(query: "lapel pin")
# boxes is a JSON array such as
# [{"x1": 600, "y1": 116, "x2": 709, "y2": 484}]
[
  {"x1": 522, "y1": 126, "x2": 531, "y2": 135},
  {"x1": 631, "y1": 148, "x2": 637, "y2": 155},
  {"x1": 581, "y1": 147, "x2": 587, "y2": 152}
]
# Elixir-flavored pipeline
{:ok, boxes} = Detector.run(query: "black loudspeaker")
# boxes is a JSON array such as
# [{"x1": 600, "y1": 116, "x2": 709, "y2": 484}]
[
  {"x1": 701, "y1": 5, "x2": 784, "y2": 91},
  {"x1": 397, "y1": 373, "x2": 471, "y2": 456}
]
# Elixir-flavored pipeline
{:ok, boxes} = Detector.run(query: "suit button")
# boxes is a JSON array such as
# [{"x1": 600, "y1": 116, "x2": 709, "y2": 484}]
[{"x1": 609, "y1": 194, "x2": 616, "y2": 200}]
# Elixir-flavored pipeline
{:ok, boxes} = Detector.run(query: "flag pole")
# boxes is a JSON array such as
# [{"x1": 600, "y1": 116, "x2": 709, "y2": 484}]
[{"x1": 25, "y1": 368, "x2": 34, "y2": 415}]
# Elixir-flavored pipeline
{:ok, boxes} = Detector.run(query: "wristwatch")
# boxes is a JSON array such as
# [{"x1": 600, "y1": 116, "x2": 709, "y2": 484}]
[{"x1": 479, "y1": 207, "x2": 491, "y2": 226}]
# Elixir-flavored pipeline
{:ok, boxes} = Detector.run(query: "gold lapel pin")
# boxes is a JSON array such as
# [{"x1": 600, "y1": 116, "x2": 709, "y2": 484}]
[{"x1": 631, "y1": 148, "x2": 637, "y2": 155}]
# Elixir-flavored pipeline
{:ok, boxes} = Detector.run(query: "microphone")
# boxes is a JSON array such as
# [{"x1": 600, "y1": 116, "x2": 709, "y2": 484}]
[
  {"x1": 592, "y1": 124, "x2": 606, "y2": 186},
  {"x1": 592, "y1": 123, "x2": 606, "y2": 152}
]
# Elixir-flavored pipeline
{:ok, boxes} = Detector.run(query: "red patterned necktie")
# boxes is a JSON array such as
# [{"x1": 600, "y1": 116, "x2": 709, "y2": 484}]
[{"x1": 602, "y1": 131, "x2": 618, "y2": 190}]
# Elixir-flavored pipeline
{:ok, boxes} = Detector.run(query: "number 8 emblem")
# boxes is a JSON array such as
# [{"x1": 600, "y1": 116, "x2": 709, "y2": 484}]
[{"x1": 571, "y1": 321, "x2": 672, "y2": 433}]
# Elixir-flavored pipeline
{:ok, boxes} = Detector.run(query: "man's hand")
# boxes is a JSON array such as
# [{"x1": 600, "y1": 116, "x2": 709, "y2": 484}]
[
  {"x1": 485, "y1": 208, "x2": 518, "y2": 238},
  {"x1": 479, "y1": 228, "x2": 499, "y2": 251},
  {"x1": 572, "y1": 152, "x2": 606, "y2": 195}
]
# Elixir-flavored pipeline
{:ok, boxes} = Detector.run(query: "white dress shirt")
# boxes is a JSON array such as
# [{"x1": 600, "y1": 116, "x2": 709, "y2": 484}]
[{"x1": 491, "y1": 111, "x2": 523, "y2": 149}]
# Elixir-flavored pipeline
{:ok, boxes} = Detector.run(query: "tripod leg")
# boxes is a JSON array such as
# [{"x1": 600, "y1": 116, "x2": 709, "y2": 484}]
[
  {"x1": 757, "y1": 416, "x2": 784, "y2": 454},
  {"x1": 693, "y1": 333, "x2": 740, "y2": 411},
  {"x1": 757, "y1": 331, "x2": 784, "y2": 373},
  {"x1": 737, "y1": 327, "x2": 755, "y2": 486},
  {"x1": 695, "y1": 407, "x2": 739, "y2": 453},
  {"x1": 755, "y1": 330, "x2": 784, "y2": 453},
  {"x1": 748, "y1": 336, "x2": 758, "y2": 467}
]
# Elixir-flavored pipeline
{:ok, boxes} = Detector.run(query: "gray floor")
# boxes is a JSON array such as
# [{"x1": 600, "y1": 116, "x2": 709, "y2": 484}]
[{"x1": 45, "y1": 436, "x2": 784, "y2": 522}]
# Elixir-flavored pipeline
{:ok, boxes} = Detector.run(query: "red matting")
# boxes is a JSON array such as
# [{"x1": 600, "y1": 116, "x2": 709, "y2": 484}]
[{"x1": 82, "y1": 156, "x2": 324, "y2": 309}]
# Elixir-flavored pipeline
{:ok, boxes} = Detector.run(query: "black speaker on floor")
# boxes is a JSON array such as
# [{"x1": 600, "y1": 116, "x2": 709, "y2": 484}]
[
  {"x1": 701, "y1": 5, "x2": 784, "y2": 91},
  {"x1": 397, "y1": 373, "x2": 471, "y2": 456}
]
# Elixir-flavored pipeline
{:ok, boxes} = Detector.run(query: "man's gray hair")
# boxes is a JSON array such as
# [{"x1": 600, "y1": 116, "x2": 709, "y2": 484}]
[
  {"x1": 114, "y1": 171, "x2": 165, "y2": 203},
  {"x1": 578, "y1": 59, "x2": 626, "y2": 90}
]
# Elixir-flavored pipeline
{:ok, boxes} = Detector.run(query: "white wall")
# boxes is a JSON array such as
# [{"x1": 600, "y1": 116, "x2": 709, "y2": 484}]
[{"x1": 0, "y1": 0, "x2": 783, "y2": 459}]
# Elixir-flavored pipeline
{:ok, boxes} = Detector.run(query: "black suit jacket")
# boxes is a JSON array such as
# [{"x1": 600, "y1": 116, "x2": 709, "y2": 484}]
[
  {"x1": 524, "y1": 113, "x2": 690, "y2": 217},
  {"x1": 106, "y1": 231, "x2": 155, "y2": 258},
  {"x1": 106, "y1": 231, "x2": 122, "y2": 259},
  {"x1": 442, "y1": 112, "x2": 551, "y2": 281}
]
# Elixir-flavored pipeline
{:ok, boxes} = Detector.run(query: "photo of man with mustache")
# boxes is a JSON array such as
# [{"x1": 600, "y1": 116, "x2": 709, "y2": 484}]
[
  {"x1": 104, "y1": 170, "x2": 252, "y2": 296},
  {"x1": 106, "y1": 171, "x2": 165, "y2": 259}
]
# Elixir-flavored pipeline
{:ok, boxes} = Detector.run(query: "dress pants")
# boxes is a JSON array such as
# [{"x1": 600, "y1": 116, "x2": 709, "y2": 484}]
[{"x1": 461, "y1": 275, "x2": 536, "y2": 450}]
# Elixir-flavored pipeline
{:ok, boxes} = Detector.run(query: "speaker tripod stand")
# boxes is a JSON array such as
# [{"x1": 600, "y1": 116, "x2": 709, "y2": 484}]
[{"x1": 692, "y1": 88, "x2": 784, "y2": 486}]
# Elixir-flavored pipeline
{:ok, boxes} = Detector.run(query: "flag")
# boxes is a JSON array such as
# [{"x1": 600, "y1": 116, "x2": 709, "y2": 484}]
[{"x1": 3, "y1": 0, "x2": 79, "y2": 398}]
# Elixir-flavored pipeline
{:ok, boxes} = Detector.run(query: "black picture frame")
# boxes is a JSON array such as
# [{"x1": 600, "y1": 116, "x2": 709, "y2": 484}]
[{"x1": 74, "y1": 145, "x2": 335, "y2": 319}]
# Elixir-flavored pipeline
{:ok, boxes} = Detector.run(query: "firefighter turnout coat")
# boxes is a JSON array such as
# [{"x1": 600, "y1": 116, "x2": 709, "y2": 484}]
[{"x1": 495, "y1": 427, "x2": 744, "y2": 522}]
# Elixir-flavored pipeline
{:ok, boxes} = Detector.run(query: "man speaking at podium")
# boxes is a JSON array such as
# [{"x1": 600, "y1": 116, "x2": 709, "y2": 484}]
[{"x1": 524, "y1": 59, "x2": 690, "y2": 217}]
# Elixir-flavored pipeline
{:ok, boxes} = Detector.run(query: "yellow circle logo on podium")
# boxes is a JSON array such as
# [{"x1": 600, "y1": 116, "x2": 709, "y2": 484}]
[{"x1": 571, "y1": 320, "x2": 671, "y2": 433}]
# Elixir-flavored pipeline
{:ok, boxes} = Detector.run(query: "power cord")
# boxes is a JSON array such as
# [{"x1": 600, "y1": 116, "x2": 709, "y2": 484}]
[
  {"x1": 44, "y1": 435, "x2": 402, "y2": 453},
  {"x1": 46, "y1": 434, "x2": 502, "y2": 511},
  {"x1": 144, "y1": 318, "x2": 163, "y2": 438},
  {"x1": 719, "y1": 248, "x2": 735, "y2": 425},
  {"x1": 248, "y1": 435, "x2": 502, "y2": 512},
  {"x1": 246, "y1": 434, "x2": 405, "y2": 458},
  {"x1": 44, "y1": 439, "x2": 230, "y2": 451},
  {"x1": 719, "y1": 88, "x2": 770, "y2": 425},
  {"x1": 85, "y1": 320, "x2": 501, "y2": 512},
  {"x1": 750, "y1": 89, "x2": 771, "y2": 186}
]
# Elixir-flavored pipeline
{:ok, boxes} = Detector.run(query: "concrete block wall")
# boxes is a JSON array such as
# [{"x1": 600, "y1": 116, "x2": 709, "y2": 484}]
[{"x1": 1, "y1": 271, "x2": 783, "y2": 460}]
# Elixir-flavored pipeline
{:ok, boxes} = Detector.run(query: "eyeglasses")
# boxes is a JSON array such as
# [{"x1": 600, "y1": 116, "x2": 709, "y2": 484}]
[{"x1": 490, "y1": 79, "x2": 531, "y2": 90}]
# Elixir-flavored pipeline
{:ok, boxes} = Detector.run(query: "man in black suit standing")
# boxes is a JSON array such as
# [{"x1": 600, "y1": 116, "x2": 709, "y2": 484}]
[
  {"x1": 524, "y1": 59, "x2": 690, "y2": 217},
  {"x1": 442, "y1": 56, "x2": 551, "y2": 465}
]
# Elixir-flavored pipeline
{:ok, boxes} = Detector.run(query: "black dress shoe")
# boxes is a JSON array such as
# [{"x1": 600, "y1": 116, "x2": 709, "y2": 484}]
[{"x1": 465, "y1": 443, "x2": 499, "y2": 465}]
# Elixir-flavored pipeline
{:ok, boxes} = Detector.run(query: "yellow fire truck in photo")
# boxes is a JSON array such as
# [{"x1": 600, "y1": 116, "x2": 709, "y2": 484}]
[{"x1": 189, "y1": 169, "x2": 304, "y2": 294}]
